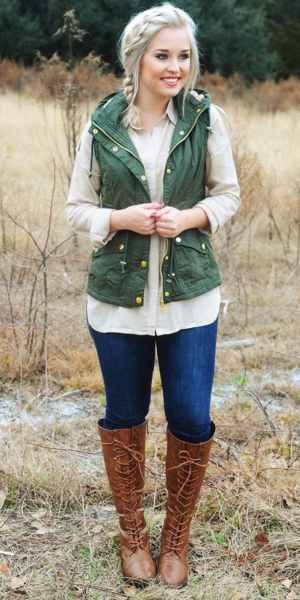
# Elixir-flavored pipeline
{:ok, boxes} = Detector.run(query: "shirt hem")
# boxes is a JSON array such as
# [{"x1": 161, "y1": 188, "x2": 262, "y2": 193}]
[{"x1": 86, "y1": 311, "x2": 220, "y2": 336}]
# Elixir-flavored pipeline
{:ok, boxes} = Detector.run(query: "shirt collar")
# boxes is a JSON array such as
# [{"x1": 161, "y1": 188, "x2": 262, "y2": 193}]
[{"x1": 129, "y1": 97, "x2": 177, "y2": 131}]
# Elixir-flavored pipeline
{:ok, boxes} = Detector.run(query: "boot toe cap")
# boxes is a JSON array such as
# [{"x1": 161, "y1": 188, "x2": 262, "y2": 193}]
[
  {"x1": 122, "y1": 548, "x2": 157, "y2": 581},
  {"x1": 158, "y1": 553, "x2": 188, "y2": 587}
]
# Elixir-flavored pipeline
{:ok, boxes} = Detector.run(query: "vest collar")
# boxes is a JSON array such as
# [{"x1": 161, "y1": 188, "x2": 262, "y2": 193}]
[{"x1": 91, "y1": 88, "x2": 210, "y2": 161}]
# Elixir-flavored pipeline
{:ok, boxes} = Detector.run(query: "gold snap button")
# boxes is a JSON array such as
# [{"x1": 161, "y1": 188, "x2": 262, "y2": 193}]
[
  {"x1": 112, "y1": 145, "x2": 119, "y2": 152},
  {"x1": 140, "y1": 260, "x2": 147, "y2": 268},
  {"x1": 135, "y1": 296, "x2": 142, "y2": 305},
  {"x1": 164, "y1": 291, "x2": 170, "y2": 297},
  {"x1": 175, "y1": 237, "x2": 182, "y2": 243},
  {"x1": 196, "y1": 108, "x2": 202, "y2": 113},
  {"x1": 119, "y1": 243, "x2": 125, "y2": 251},
  {"x1": 164, "y1": 255, "x2": 169, "y2": 261},
  {"x1": 92, "y1": 128, "x2": 98, "y2": 135}
]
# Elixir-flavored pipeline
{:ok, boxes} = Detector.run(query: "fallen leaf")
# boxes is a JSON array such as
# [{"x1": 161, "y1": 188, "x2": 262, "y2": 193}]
[
  {"x1": 30, "y1": 520, "x2": 44, "y2": 530},
  {"x1": 0, "y1": 559, "x2": 11, "y2": 576},
  {"x1": 8, "y1": 575, "x2": 27, "y2": 590},
  {"x1": 122, "y1": 586, "x2": 137, "y2": 596},
  {"x1": 255, "y1": 531, "x2": 269, "y2": 546},
  {"x1": 34, "y1": 528, "x2": 57, "y2": 535},
  {"x1": 31, "y1": 509, "x2": 47, "y2": 519}
]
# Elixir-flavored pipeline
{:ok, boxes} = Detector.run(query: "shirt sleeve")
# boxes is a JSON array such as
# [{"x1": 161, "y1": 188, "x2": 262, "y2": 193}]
[
  {"x1": 65, "y1": 120, "x2": 116, "y2": 248},
  {"x1": 195, "y1": 104, "x2": 241, "y2": 235}
]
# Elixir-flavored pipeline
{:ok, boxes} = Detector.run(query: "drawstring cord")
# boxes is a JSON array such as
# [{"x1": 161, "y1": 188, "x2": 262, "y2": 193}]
[
  {"x1": 89, "y1": 136, "x2": 95, "y2": 178},
  {"x1": 120, "y1": 231, "x2": 129, "y2": 273},
  {"x1": 167, "y1": 238, "x2": 176, "y2": 280}
]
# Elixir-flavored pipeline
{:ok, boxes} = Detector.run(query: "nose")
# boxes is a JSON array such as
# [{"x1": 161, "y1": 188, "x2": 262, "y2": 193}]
[{"x1": 166, "y1": 58, "x2": 180, "y2": 73}]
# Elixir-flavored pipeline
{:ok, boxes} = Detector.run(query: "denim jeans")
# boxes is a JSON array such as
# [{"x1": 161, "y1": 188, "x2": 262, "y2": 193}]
[{"x1": 87, "y1": 318, "x2": 218, "y2": 443}]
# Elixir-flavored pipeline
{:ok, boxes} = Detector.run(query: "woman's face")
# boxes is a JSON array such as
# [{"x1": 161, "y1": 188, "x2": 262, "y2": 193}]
[{"x1": 138, "y1": 27, "x2": 191, "y2": 101}]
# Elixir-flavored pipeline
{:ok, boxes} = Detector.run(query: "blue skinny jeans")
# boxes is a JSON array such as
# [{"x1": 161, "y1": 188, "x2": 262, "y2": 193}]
[{"x1": 87, "y1": 317, "x2": 218, "y2": 443}]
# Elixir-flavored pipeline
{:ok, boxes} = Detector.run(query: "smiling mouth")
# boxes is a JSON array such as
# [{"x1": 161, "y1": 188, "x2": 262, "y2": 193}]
[{"x1": 161, "y1": 77, "x2": 181, "y2": 83}]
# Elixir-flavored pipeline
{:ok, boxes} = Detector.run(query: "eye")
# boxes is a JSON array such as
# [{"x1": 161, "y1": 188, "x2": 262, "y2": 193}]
[{"x1": 155, "y1": 52, "x2": 190, "y2": 61}]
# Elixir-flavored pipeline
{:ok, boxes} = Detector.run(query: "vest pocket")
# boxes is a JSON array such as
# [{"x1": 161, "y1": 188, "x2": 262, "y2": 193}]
[
  {"x1": 89, "y1": 252, "x2": 123, "y2": 288},
  {"x1": 172, "y1": 230, "x2": 212, "y2": 283}
]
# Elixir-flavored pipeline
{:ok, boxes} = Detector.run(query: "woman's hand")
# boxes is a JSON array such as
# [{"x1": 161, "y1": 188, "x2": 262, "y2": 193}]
[
  {"x1": 154, "y1": 206, "x2": 185, "y2": 238},
  {"x1": 110, "y1": 204, "x2": 210, "y2": 237},
  {"x1": 111, "y1": 202, "x2": 162, "y2": 235}
]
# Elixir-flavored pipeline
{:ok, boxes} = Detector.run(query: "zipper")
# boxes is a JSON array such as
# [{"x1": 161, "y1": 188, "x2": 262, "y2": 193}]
[
  {"x1": 92, "y1": 121, "x2": 140, "y2": 161},
  {"x1": 160, "y1": 238, "x2": 169, "y2": 309},
  {"x1": 166, "y1": 105, "x2": 206, "y2": 167},
  {"x1": 160, "y1": 105, "x2": 207, "y2": 305}
]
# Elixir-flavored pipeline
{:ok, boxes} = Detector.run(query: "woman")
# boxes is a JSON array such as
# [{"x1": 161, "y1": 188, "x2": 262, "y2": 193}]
[{"x1": 66, "y1": 2, "x2": 240, "y2": 588}]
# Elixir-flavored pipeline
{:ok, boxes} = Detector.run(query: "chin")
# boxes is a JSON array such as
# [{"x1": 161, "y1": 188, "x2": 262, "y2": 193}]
[{"x1": 160, "y1": 85, "x2": 184, "y2": 98}]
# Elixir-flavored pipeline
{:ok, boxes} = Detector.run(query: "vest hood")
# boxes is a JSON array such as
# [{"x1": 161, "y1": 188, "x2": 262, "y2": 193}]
[{"x1": 92, "y1": 87, "x2": 211, "y2": 130}]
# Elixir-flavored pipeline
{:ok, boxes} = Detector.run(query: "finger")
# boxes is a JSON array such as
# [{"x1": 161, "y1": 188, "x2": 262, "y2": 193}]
[
  {"x1": 156, "y1": 218, "x2": 172, "y2": 227},
  {"x1": 156, "y1": 226, "x2": 172, "y2": 235},
  {"x1": 155, "y1": 206, "x2": 170, "y2": 217},
  {"x1": 144, "y1": 202, "x2": 162, "y2": 209}
]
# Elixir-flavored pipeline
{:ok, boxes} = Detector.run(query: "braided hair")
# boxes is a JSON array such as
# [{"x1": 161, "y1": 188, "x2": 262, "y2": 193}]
[{"x1": 118, "y1": 2, "x2": 200, "y2": 129}]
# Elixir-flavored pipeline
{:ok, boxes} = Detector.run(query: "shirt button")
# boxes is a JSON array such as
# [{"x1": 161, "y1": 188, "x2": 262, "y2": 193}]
[
  {"x1": 166, "y1": 168, "x2": 171, "y2": 174},
  {"x1": 135, "y1": 296, "x2": 142, "y2": 305},
  {"x1": 112, "y1": 145, "x2": 119, "y2": 152},
  {"x1": 141, "y1": 175, "x2": 146, "y2": 181},
  {"x1": 119, "y1": 243, "x2": 125, "y2": 251},
  {"x1": 201, "y1": 242, "x2": 206, "y2": 250},
  {"x1": 164, "y1": 255, "x2": 169, "y2": 261},
  {"x1": 179, "y1": 130, "x2": 185, "y2": 135},
  {"x1": 164, "y1": 291, "x2": 170, "y2": 297},
  {"x1": 175, "y1": 237, "x2": 182, "y2": 243},
  {"x1": 140, "y1": 260, "x2": 147, "y2": 268},
  {"x1": 92, "y1": 128, "x2": 98, "y2": 135}
]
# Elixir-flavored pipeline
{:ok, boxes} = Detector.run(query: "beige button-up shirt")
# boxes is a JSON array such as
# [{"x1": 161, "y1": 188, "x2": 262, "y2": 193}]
[{"x1": 66, "y1": 95, "x2": 240, "y2": 335}]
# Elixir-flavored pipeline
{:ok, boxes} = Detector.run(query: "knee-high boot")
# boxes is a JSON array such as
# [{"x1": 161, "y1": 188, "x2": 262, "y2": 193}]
[
  {"x1": 98, "y1": 419, "x2": 157, "y2": 582},
  {"x1": 158, "y1": 422, "x2": 215, "y2": 587}
]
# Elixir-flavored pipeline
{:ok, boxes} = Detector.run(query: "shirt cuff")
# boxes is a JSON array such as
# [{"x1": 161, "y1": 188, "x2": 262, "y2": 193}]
[
  {"x1": 90, "y1": 208, "x2": 116, "y2": 248},
  {"x1": 194, "y1": 203, "x2": 219, "y2": 235}
]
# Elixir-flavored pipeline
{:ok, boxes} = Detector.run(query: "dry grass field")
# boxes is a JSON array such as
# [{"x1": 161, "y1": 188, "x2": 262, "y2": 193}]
[{"x1": 0, "y1": 72, "x2": 299, "y2": 599}]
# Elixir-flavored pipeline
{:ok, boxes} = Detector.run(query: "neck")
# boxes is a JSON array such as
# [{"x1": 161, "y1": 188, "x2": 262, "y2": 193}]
[{"x1": 135, "y1": 87, "x2": 170, "y2": 119}]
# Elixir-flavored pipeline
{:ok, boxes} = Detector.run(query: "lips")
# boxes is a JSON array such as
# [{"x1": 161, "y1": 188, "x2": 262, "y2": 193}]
[{"x1": 161, "y1": 77, "x2": 181, "y2": 86}]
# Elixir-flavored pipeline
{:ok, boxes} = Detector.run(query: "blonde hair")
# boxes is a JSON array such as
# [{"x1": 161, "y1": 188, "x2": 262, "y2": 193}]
[{"x1": 119, "y1": 2, "x2": 200, "y2": 128}]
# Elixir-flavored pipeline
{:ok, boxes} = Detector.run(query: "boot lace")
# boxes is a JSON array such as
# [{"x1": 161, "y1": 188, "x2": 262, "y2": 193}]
[
  {"x1": 162, "y1": 449, "x2": 208, "y2": 556},
  {"x1": 113, "y1": 439, "x2": 147, "y2": 553}
]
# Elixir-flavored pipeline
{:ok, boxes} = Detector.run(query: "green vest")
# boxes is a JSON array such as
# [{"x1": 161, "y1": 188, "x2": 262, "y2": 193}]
[{"x1": 87, "y1": 88, "x2": 222, "y2": 307}]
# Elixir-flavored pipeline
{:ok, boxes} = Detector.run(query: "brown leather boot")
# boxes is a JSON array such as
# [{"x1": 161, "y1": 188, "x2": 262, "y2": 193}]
[
  {"x1": 158, "y1": 422, "x2": 215, "y2": 588},
  {"x1": 98, "y1": 418, "x2": 157, "y2": 582}
]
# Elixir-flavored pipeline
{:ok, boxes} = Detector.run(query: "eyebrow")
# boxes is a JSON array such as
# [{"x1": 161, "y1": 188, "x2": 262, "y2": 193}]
[{"x1": 154, "y1": 48, "x2": 190, "y2": 52}]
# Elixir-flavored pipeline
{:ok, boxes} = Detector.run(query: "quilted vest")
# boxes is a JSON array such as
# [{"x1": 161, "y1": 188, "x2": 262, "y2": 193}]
[{"x1": 87, "y1": 88, "x2": 222, "y2": 307}]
